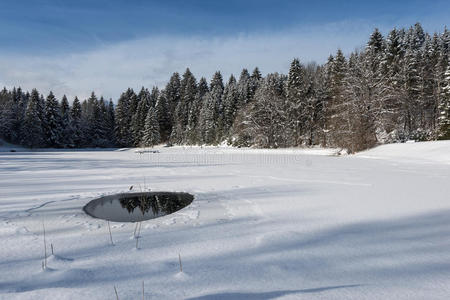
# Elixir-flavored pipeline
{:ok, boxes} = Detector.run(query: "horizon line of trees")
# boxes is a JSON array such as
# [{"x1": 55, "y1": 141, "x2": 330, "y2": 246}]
[{"x1": 1, "y1": 23, "x2": 449, "y2": 152}]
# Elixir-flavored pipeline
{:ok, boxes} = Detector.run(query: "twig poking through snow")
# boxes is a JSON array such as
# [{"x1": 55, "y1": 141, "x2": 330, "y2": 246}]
[
  {"x1": 142, "y1": 281, "x2": 145, "y2": 300},
  {"x1": 42, "y1": 221, "x2": 47, "y2": 269},
  {"x1": 179, "y1": 253, "x2": 183, "y2": 273},
  {"x1": 107, "y1": 221, "x2": 114, "y2": 245},
  {"x1": 136, "y1": 222, "x2": 142, "y2": 249},
  {"x1": 114, "y1": 285, "x2": 119, "y2": 300},
  {"x1": 133, "y1": 222, "x2": 138, "y2": 238}
]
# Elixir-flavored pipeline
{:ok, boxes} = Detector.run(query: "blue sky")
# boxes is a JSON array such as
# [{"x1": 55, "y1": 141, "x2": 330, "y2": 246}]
[{"x1": 0, "y1": 0, "x2": 449, "y2": 99}]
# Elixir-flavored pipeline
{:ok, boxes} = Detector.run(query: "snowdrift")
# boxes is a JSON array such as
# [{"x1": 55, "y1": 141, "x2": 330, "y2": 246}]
[{"x1": 355, "y1": 140, "x2": 450, "y2": 164}]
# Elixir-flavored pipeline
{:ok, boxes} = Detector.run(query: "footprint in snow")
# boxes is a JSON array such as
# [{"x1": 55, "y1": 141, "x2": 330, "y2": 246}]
[
  {"x1": 144, "y1": 223, "x2": 159, "y2": 229},
  {"x1": 163, "y1": 218, "x2": 176, "y2": 225}
]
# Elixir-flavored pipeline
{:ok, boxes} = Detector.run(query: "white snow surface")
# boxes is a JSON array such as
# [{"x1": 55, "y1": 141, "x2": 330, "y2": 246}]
[
  {"x1": 356, "y1": 140, "x2": 450, "y2": 165},
  {"x1": 1, "y1": 142, "x2": 449, "y2": 299}
]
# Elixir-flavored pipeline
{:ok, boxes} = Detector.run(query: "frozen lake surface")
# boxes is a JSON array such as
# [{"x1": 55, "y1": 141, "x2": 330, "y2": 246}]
[{"x1": 0, "y1": 142, "x2": 449, "y2": 299}]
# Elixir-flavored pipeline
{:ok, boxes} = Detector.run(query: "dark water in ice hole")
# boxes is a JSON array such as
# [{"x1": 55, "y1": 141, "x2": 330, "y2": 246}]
[{"x1": 83, "y1": 192, "x2": 194, "y2": 222}]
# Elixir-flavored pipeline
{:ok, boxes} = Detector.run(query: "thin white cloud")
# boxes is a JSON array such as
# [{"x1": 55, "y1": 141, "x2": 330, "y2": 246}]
[{"x1": 0, "y1": 19, "x2": 441, "y2": 101}]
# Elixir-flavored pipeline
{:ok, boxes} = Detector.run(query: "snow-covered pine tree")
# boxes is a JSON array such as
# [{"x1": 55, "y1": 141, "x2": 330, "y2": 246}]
[
  {"x1": 209, "y1": 71, "x2": 224, "y2": 141},
  {"x1": 115, "y1": 89, "x2": 134, "y2": 146},
  {"x1": 60, "y1": 95, "x2": 74, "y2": 147},
  {"x1": 171, "y1": 68, "x2": 197, "y2": 144},
  {"x1": 70, "y1": 97, "x2": 83, "y2": 147},
  {"x1": 401, "y1": 47, "x2": 422, "y2": 138},
  {"x1": 328, "y1": 49, "x2": 351, "y2": 149},
  {"x1": 0, "y1": 88, "x2": 8, "y2": 139},
  {"x1": 381, "y1": 28, "x2": 406, "y2": 141},
  {"x1": 198, "y1": 92, "x2": 217, "y2": 144},
  {"x1": 165, "y1": 72, "x2": 181, "y2": 133},
  {"x1": 221, "y1": 75, "x2": 239, "y2": 141},
  {"x1": 237, "y1": 68, "x2": 251, "y2": 108},
  {"x1": 312, "y1": 64, "x2": 332, "y2": 146},
  {"x1": 20, "y1": 89, "x2": 44, "y2": 148},
  {"x1": 131, "y1": 87, "x2": 150, "y2": 146},
  {"x1": 435, "y1": 30, "x2": 450, "y2": 135},
  {"x1": 9, "y1": 87, "x2": 25, "y2": 144},
  {"x1": 142, "y1": 107, "x2": 160, "y2": 147},
  {"x1": 242, "y1": 73, "x2": 287, "y2": 148},
  {"x1": 343, "y1": 51, "x2": 378, "y2": 151},
  {"x1": 249, "y1": 67, "x2": 262, "y2": 99},
  {"x1": 83, "y1": 92, "x2": 103, "y2": 146},
  {"x1": 438, "y1": 64, "x2": 450, "y2": 139},
  {"x1": 128, "y1": 89, "x2": 139, "y2": 123},
  {"x1": 0, "y1": 89, "x2": 15, "y2": 141},
  {"x1": 384, "y1": 28, "x2": 404, "y2": 78},
  {"x1": 37, "y1": 94, "x2": 46, "y2": 132},
  {"x1": 149, "y1": 87, "x2": 159, "y2": 108},
  {"x1": 43, "y1": 91, "x2": 63, "y2": 147},
  {"x1": 181, "y1": 69, "x2": 197, "y2": 130},
  {"x1": 187, "y1": 77, "x2": 208, "y2": 144},
  {"x1": 286, "y1": 58, "x2": 307, "y2": 146},
  {"x1": 155, "y1": 91, "x2": 171, "y2": 143},
  {"x1": 302, "y1": 63, "x2": 321, "y2": 146},
  {"x1": 409, "y1": 23, "x2": 426, "y2": 51},
  {"x1": 361, "y1": 29, "x2": 388, "y2": 145},
  {"x1": 418, "y1": 37, "x2": 437, "y2": 137},
  {"x1": 95, "y1": 96, "x2": 112, "y2": 147},
  {"x1": 106, "y1": 99, "x2": 116, "y2": 144}
]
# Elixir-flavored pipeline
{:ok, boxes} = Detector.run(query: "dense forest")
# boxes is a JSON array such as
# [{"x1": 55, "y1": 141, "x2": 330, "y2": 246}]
[{"x1": 1, "y1": 23, "x2": 449, "y2": 152}]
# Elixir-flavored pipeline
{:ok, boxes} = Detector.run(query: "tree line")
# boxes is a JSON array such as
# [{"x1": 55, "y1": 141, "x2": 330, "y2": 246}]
[{"x1": 1, "y1": 23, "x2": 449, "y2": 151}]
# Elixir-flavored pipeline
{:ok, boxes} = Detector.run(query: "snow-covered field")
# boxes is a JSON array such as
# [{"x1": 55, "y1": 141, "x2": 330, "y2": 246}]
[{"x1": 1, "y1": 141, "x2": 449, "y2": 299}]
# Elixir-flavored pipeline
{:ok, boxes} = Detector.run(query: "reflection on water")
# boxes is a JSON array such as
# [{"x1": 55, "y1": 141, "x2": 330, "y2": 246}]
[{"x1": 83, "y1": 192, "x2": 194, "y2": 222}]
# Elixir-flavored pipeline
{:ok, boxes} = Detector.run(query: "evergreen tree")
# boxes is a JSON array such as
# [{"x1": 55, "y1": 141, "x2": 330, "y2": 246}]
[
  {"x1": 438, "y1": 64, "x2": 450, "y2": 139},
  {"x1": 402, "y1": 47, "x2": 422, "y2": 138},
  {"x1": 171, "y1": 68, "x2": 197, "y2": 144},
  {"x1": 149, "y1": 87, "x2": 160, "y2": 108},
  {"x1": 328, "y1": 49, "x2": 351, "y2": 149},
  {"x1": 244, "y1": 73, "x2": 287, "y2": 148},
  {"x1": 237, "y1": 68, "x2": 251, "y2": 107},
  {"x1": 199, "y1": 92, "x2": 217, "y2": 144},
  {"x1": 313, "y1": 64, "x2": 332, "y2": 146},
  {"x1": 71, "y1": 97, "x2": 83, "y2": 147},
  {"x1": 221, "y1": 75, "x2": 239, "y2": 140},
  {"x1": 419, "y1": 37, "x2": 437, "y2": 135},
  {"x1": 187, "y1": 77, "x2": 208, "y2": 144},
  {"x1": 209, "y1": 71, "x2": 224, "y2": 141},
  {"x1": 131, "y1": 88, "x2": 150, "y2": 146},
  {"x1": 165, "y1": 72, "x2": 181, "y2": 133},
  {"x1": 10, "y1": 87, "x2": 25, "y2": 144},
  {"x1": 384, "y1": 28, "x2": 404, "y2": 77},
  {"x1": 106, "y1": 99, "x2": 116, "y2": 144},
  {"x1": 95, "y1": 96, "x2": 111, "y2": 147},
  {"x1": 115, "y1": 89, "x2": 134, "y2": 146},
  {"x1": 142, "y1": 107, "x2": 160, "y2": 147},
  {"x1": 343, "y1": 52, "x2": 378, "y2": 151},
  {"x1": 43, "y1": 91, "x2": 62, "y2": 147},
  {"x1": 250, "y1": 67, "x2": 262, "y2": 98},
  {"x1": 0, "y1": 89, "x2": 14, "y2": 141},
  {"x1": 286, "y1": 58, "x2": 307, "y2": 145},
  {"x1": 155, "y1": 91, "x2": 171, "y2": 142},
  {"x1": 84, "y1": 92, "x2": 104, "y2": 146},
  {"x1": 60, "y1": 95, "x2": 74, "y2": 147},
  {"x1": 21, "y1": 89, "x2": 44, "y2": 148}
]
